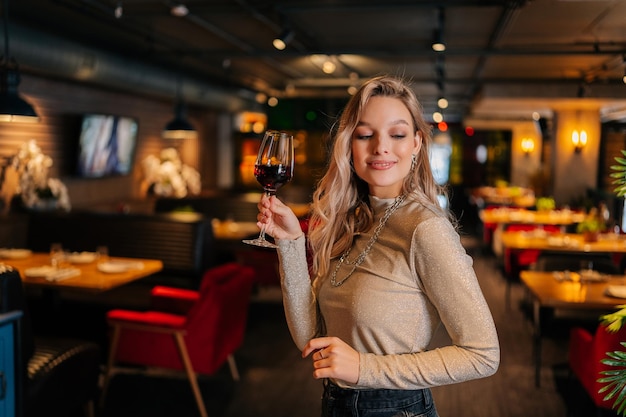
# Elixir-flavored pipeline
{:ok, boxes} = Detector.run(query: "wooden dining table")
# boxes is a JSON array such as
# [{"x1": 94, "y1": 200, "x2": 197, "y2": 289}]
[
  {"x1": 520, "y1": 269, "x2": 626, "y2": 387},
  {"x1": 501, "y1": 231, "x2": 626, "y2": 254},
  {"x1": 480, "y1": 208, "x2": 586, "y2": 227},
  {"x1": 1, "y1": 252, "x2": 163, "y2": 293}
]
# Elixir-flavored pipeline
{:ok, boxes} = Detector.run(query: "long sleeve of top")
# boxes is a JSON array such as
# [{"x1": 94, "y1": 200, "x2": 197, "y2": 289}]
[{"x1": 276, "y1": 196, "x2": 500, "y2": 390}]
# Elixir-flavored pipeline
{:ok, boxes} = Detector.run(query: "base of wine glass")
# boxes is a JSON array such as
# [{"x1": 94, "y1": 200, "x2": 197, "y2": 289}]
[{"x1": 242, "y1": 237, "x2": 277, "y2": 249}]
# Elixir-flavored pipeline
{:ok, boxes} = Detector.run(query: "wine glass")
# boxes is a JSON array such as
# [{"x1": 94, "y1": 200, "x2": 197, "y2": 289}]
[
  {"x1": 50, "y1": 242, "x2": 64, "y2": 268},
  {"x1": 243, "y1": 130, "x2": 294, "y2": 248}
]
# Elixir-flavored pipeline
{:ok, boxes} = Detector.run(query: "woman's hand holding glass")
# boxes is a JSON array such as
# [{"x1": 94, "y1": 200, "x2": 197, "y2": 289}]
[{"x1": 256, "y1": 195, "x2": 303, "y2": 242}]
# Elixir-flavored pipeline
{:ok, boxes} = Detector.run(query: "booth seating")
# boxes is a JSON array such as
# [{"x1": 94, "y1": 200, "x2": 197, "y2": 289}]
[
  {"x1": 534, "y1": 253, "x2": 619, "y2": 275},
  {"x1": 102, "y1": 262, "x2": 255, "y2": 417},
  {"x1": 154, "y1": 193, "x2": 262, "y2": 222},
  {"x1": 0, "y1": 266, "x2": 101, "y2": 417},
  {"x1": 26, "y1": 211, "x2": 216, "y2": 289}
]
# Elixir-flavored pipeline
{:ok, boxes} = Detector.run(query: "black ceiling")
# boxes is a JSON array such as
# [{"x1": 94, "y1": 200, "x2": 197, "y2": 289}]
[{"x1": 6, "y1": 0, "x2": 626, "y2": 123}]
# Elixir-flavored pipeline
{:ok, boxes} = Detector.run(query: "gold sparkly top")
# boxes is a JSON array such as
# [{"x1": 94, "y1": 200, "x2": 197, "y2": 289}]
[{"x1": 277, "y1": 196, "x2": 500, "y2": 390}]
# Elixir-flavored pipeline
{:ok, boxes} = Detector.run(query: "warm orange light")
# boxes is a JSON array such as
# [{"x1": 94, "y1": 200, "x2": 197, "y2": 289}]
[
  {"x1": 437, "y1": 121, "x2": 448, "y2": 132},
  {"x1": 572, "y1": 129, "x2": 588, "y2": 153},
  {"x1": 235, "y1": 111, "x2": 267, "y2": 133},
  {"x1": 521, "y1": 137, "x2": 535, "y2": 155}
]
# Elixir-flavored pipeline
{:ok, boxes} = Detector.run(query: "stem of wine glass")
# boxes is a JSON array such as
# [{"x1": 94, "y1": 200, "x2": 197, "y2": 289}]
[{"x1": 258, "y1": 190, "x2": 275, "y2": 241}]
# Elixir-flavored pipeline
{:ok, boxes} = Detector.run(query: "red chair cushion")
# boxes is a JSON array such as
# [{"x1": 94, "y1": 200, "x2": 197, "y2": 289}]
[{"x1": 107, "y1": 309, "x2": 186, "y2": 329}]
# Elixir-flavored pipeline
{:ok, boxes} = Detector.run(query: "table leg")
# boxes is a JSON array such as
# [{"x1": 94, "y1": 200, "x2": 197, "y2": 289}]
[{"x1": 532, "y1": 299, "x2": 542, "y2": 387}]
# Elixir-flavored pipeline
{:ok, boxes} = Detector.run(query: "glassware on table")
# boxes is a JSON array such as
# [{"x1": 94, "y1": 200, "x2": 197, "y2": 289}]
[
  {"x1": 243, "y1": 130, "x2": 294, "y2": 248},
  {"x1": 50, "y1": 242, "x2": 64, "y2": 268},
  {"x1": 96, "y1": 245, "x2": 109, "y2": 261}
]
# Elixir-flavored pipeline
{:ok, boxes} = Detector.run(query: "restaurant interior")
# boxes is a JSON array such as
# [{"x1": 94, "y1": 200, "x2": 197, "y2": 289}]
[{"x1": 1, "y1": 1, "x2": 626, "y2": 416}]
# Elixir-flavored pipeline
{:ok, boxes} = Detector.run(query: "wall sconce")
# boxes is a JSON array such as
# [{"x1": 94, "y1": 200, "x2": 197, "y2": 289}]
[
  {"x1": 571, "y1": 129, "x2": 587, "y2": 153},
  {"x1": 521, "y1": 137, "x2": 535, "y2": 156}
]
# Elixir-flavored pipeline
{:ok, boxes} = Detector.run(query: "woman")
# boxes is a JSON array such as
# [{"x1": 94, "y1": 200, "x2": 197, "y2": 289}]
[{"x1": 257, "y1": 75, "x2": 500, "y2": 417}]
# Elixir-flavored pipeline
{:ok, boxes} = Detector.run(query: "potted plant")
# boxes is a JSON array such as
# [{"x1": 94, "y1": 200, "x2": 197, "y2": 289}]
[
  {"x1": 593, "y1": 151, "x2": 626, "y2": 415},
  {"x1": 611, "y1": 149, "x2": 626, "y2": 198},
  {"x1": 576, "y1": 212, "x2": 606, "y2": 242},
  {"x1": 598, "y1": 306, "x2": 626, "y2": 416}
]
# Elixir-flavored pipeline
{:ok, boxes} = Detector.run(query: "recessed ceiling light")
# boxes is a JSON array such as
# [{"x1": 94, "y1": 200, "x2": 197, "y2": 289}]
[
  {"x1": 432, "y1": 42, "x2": 446, "y2": 52},
  {"x1": 171, "y1": 4, "x2": 189, "y2": 17},
  {"x1": 322, "y1": 60, "x2": 336, "y2": 74},
  {"x1": 114, "y1": 2, "x2": 123, "y2": 19}
]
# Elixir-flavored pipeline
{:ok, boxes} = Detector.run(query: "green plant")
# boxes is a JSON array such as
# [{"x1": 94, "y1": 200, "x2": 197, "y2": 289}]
[
  {"x1": 576, "y1": 216, "x2": 607, "y2": 234},
  {"x1": 611, "y1": 150, "x2": 626, "y2": 197},
  {"x1": 595, "y1": 153, "x2": 626, "y2": 416},
  {"x1": 535, "y1": 196, "x2": 555, "y2": 211},
  {"x1": 599, "y1": 306, "x2": 626, "y2": 416}
]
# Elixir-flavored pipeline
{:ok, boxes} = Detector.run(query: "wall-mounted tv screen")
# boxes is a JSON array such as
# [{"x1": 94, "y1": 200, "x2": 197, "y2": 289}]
[{"x1": 75, "y1": 114, "x2": 139, "y2": 178}]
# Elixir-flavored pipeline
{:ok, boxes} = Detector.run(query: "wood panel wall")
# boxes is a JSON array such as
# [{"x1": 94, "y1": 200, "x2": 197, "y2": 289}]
[
  {"x1": 0, "y1": 74, "x2": 222, "y2": 212},
  {"x1": 600, "y1": 128, "x2": 626, "y2": 192}
]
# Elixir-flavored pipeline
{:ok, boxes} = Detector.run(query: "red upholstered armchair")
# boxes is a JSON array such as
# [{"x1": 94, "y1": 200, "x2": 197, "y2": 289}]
[
  {"x1": 101, "y1": 262, "x2": 255, "y2": 417},
  {"x1": 568, "y1": 323, "x2": 626, "y2": 413}
]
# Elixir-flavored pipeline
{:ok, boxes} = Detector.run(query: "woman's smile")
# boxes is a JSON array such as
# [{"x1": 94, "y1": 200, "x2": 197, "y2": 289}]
[{"x1": 367, "y1": 159, "x2": 397, "y2": 169}]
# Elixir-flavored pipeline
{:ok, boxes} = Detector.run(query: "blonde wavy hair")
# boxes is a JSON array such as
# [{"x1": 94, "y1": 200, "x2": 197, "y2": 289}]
[{"x1": 308, "y1": 75, "x2": 451, "y2": 278}]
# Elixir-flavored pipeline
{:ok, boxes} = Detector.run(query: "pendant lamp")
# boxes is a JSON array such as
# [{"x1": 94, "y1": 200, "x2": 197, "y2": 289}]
[
  {"x1": 162, "y1": 78, "x2": 197, "y2": 139},
  {"x1": 0, "y1": 0, "x2": 39, "y2": 122}
]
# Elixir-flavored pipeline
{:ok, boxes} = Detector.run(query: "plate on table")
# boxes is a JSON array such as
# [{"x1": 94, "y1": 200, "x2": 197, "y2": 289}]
[
  {"x1": 579, "y1": 270, "x2": 608, "y2": 282},
  {"x1": 547, "y1": 237, "x2": 565, "y2": 247},
  {"x1": 605, "y1": 285, "x2": 626, "y2": 299},
  {"x1": 97, "y1": 260, "x2": 144, "y2": 274},
  {"x1": 24, "y1": 266, "x2": 80, "y2": 282},
  {"x1": 66, "y1": 252, "x2": 97, "y2": 264},
  {"x1": 24, "y1": 266, "x2": 56, "y2": 278},
  {"x1": 0, "y1": 248, "x2": 33, "y2": 259}
]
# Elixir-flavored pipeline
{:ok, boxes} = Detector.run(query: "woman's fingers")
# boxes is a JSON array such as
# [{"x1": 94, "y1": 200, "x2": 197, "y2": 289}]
[
  {"x1": 302, "y1": 337, "x2": 333, "y2": 358},
  {"x1": 258, "y1": 196, "x2": 303, "y2": 240},
  {"x1": 302, "y1": 337, "x2": 360, "y2": 384}
]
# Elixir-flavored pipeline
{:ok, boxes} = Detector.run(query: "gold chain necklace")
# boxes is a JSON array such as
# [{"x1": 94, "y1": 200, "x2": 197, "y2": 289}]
[{"x1": 330, "y1": 195, "x2": 406, "y2": 287}]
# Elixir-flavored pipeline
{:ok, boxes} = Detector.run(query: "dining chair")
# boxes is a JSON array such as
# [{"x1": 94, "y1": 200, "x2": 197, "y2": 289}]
[
  {"x1": 0, "y1": 266, "x2": 101, "y2": 417},
  {"x1": 102, "y1": 262, "x2": 255, "y2": 417},
  {"x1": 501, "y1": 223, "x2": 561, "y2": 310},
  {"x1": 534, "y1": 253, "x2": 619, "y2": 275},
  {"x1": 503, "y1": 223, "x2": 562, "y2": 277},
  {"x1": 480, "y1": 205, "x2": 502, "y2": 252},
  {"x1": 568, "y1": 323, "x2": 626, "y2": 416}
]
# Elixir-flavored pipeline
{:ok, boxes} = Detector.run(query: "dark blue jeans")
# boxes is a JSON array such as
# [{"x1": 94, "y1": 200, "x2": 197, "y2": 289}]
[{"x1": 322, "y1": 380, "x2": 439, "y2": 417}]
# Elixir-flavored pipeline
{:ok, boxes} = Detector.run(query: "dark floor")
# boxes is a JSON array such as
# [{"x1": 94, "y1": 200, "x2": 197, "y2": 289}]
[{"x1": 26, "y1": 231, "x2": 622, "y2": 417}]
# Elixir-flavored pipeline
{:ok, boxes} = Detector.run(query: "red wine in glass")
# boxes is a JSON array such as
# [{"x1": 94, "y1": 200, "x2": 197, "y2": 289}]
[
  {"x1": 254, "y1": 164, "x2": 293, "y2": 193},
  {"x1": 243, "y1": 130, "x2": 294, "y2": 248}
]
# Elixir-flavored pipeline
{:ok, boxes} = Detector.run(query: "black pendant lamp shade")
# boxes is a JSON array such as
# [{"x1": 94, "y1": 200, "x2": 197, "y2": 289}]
[
  {"x1": 162, "y1": 101, "x2": 197, "y2": 140},
  {"x1": 0, "y1": 0, "x2": 39, "y2": 123},
  {"x1": 0, "y1": 62, "x2": 39, "y2": 122}
]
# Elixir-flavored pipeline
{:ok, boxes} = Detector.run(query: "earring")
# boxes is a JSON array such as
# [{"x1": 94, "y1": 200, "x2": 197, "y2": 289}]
[{"x1": 411, "y1": 154, "x2": 417, "y2": 170}]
